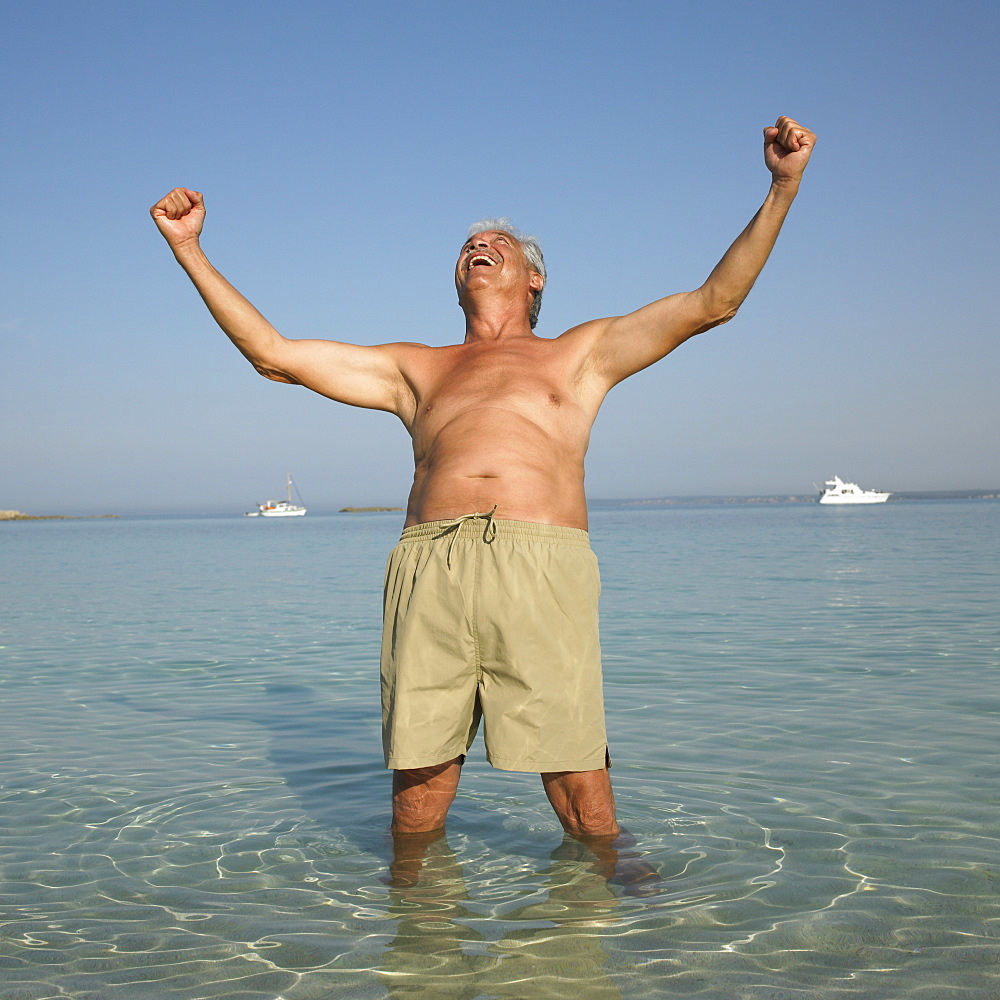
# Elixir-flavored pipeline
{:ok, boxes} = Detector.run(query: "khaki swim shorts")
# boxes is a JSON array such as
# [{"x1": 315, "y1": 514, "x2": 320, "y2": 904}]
[{"x1": 381, "y1": 514, "x2": 608, "y2": 773}]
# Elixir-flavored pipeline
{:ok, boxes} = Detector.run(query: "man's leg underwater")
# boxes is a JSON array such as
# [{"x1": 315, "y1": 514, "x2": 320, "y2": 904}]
[
  {"x1": 541, "y1": 766, "x2": 620, "y2": 838},
  {"x1": 391, "y1": 756, "x2": 463, "y2": 834},
  {"x1": 543, "y1": 769, "x2": 664, "y2": 894}
]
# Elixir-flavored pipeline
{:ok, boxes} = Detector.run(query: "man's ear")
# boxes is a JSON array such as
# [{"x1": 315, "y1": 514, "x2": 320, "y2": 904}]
[{"x1": 529, "y1": 272, "x2": 544, "y2": 292}]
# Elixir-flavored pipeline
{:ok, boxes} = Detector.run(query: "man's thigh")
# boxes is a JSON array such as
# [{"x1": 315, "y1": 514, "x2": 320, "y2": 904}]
[
  {"x1": 476, "y1": 529, "x2": 608, "y2": 773},
  {"x1": 381, "y1": 535, "x2": 481, "y2": 770}
]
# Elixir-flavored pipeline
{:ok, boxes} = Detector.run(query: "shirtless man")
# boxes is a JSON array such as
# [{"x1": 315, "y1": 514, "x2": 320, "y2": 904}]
[{"x1": 151, "y1": 115, "x2": 815, "y2": 843}]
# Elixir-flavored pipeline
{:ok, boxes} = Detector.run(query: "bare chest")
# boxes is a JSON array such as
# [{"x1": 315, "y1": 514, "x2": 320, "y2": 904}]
[{"x1": 413, "y1": 342, "x2": 583, "y2": 425}]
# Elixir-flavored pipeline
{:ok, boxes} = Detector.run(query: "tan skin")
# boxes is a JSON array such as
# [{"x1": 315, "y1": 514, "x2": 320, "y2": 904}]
[{"x1": 152, "y1": 116, "x2": 815, "y2": 840}]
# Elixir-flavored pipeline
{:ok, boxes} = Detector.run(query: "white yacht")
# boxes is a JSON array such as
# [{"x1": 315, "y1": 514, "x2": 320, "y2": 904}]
[
  {"x1": 245, "y1": 474, "x2": 307, "y2": 517},
  {"x1": 818, "y1": 475, "x2": 891, "y2": 505}
]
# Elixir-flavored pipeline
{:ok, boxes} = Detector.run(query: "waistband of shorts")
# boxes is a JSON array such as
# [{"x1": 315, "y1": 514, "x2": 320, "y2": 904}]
[{"x1": 399, "y1": 517, "x2": 591, "y2": 545}]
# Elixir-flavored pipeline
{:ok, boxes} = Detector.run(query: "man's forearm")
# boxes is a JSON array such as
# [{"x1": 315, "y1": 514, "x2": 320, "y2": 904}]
[
  {"x1": 699, "y1": 178, "x2": 800, "y2": 321},
  {"x1": 170, "y1": 241, "x2": 285, "y2": 366}
]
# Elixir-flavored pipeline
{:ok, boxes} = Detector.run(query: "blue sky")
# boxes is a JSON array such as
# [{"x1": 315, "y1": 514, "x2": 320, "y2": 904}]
[{"x1": 3, "y1": 0, "x2": 998, "y2": 513}]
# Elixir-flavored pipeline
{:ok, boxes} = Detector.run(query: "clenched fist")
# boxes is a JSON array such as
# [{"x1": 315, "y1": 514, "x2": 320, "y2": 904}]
[
  {"x1": 150, "y1": 187, "x2": 205, "y2": 250},
  {"x1": 763, "y1": 117, "x2": 815, "y2": 183}
]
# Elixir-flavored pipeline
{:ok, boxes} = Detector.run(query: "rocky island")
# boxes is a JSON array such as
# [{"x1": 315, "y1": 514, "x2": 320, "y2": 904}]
[{"x1": 1, "y1": 510, "x2": 118, "y2": 521}]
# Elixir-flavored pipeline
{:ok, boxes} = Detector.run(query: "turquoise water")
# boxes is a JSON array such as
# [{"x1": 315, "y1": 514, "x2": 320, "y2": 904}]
[{"x1": 1, "y1": 502, "x2": 998, "y2": 999}]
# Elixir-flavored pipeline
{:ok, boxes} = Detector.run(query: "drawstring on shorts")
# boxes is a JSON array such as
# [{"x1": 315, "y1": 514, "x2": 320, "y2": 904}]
[{"x1": 437, "y1": 504, "x2": 498, "y2": 568}]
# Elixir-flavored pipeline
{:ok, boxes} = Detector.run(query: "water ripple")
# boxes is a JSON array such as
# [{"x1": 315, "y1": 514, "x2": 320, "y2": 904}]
[{"x1": 2, "y1": 506, "x2": 998, "y2": 997}]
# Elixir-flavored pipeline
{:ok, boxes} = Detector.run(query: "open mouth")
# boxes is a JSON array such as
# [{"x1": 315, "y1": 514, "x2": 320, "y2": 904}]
[{"x1": 467, "y1": 252, "x2": 497, "y2": 271}]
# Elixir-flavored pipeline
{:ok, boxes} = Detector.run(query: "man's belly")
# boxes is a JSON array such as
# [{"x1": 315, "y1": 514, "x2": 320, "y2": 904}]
[
  {"x1": 405, "y1": 407, "x2": 590, "y2": 529},
  {"x1": 405, "y1": 468, "x2": 589, "y2": 529}
]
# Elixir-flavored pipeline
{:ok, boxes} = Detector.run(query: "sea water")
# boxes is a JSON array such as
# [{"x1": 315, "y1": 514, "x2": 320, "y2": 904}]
[{"x1": 1, "y1": 501, "x2": 997, "y2": 999}]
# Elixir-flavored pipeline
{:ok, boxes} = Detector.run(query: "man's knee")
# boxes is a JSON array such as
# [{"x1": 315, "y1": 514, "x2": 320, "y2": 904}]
[
  {"x1": 541, "y1": 768, "x2": 619, "y2": 838},
  {"x1": 561, "y1": 797, "x2": 620, "y2": 838},
  {"x1": 391, "y1": 757, "x2": 463, "y2": 833}
]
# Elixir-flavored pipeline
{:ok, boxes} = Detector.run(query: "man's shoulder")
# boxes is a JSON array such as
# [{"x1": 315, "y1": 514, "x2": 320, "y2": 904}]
[
  {"x1": 380, "y1": 340, "x2": 466, "y2": 382},
  {"x1": 543, "y1": 317, "x2": 615, "y2": 360},
  {"x1": 555, "y1": 316, "x2": 615, "y2": 340},
  {"x1": 383, "y1": 340, "x2": 459, "y2": 354}
]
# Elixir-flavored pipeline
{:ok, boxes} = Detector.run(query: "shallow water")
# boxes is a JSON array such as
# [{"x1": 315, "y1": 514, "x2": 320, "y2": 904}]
[{"x1": 1, "y1": 502, "x2": 998, "y2": 999}]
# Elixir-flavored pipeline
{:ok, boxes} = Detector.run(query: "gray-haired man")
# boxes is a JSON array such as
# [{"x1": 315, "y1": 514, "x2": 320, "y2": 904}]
[{"x1": 151, "y1": 116, "x2": 815, "y2": 841}]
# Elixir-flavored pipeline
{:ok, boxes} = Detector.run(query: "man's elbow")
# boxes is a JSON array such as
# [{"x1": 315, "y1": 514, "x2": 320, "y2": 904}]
[
  {"x1": 692, "y1": 305, "x2": 738, "y2": 336},
  {"x1": 692, "y1": 288, "x2": 741, "y2": 333},
  {"x1": 253, "y1": 363, "x2": 301, "y2": 385}
]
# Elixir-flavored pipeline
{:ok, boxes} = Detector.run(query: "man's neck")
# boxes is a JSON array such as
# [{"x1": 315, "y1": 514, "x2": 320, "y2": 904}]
[{"x1": 461, "y1": 300, "x2": 536, "y2": 344}]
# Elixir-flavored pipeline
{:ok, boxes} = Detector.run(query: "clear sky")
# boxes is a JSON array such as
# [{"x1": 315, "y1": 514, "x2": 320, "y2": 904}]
[{"x1": 3, "y1": 0, "x2": 998, "y2": 514}]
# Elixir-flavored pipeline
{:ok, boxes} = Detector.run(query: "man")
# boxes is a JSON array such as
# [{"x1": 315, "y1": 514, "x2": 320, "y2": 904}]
[{"x1": 151, "y1": 115, "x2": 815, "y2": 843}]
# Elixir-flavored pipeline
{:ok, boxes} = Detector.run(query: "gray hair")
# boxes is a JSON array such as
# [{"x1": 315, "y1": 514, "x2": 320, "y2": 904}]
[{"x1": 466, "y1": 217, "x2": 546, "y2": 328}]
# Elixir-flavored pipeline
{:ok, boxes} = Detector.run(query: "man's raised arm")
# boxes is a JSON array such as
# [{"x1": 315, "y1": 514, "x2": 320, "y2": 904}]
[
  {"x1": 586, "y1": 117, "x2": 816, "y2": 388},
  {"x1": 149, "y1": 188, "x2": 410, "y2": 415}
]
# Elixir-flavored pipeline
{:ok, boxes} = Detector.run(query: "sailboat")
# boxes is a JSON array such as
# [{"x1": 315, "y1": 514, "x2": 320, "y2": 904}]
[{"x1": 245, "y1": 473, "x2": 307, "y2": 517}]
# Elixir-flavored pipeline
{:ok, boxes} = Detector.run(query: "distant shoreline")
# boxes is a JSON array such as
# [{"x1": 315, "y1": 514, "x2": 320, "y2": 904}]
[
  {"x1": 3, "y1": 491, "x2": 996, "y2": 520},
  {"x1": 599, "y1": 490, "x2": 1000, "y2": 507},
  {"x1": 0, "y1": 511, "x2": 119, "y2": 521}
]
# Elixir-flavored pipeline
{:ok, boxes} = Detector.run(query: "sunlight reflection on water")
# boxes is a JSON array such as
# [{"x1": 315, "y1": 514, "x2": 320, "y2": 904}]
[{"x1": 1, "y1": 503, "x2": 998, "y2": 998}]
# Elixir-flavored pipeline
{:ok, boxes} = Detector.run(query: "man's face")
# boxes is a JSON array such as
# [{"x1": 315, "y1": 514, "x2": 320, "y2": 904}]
[{"x1": 455, "y1": 230, "x2": 541, "y2": 298}]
